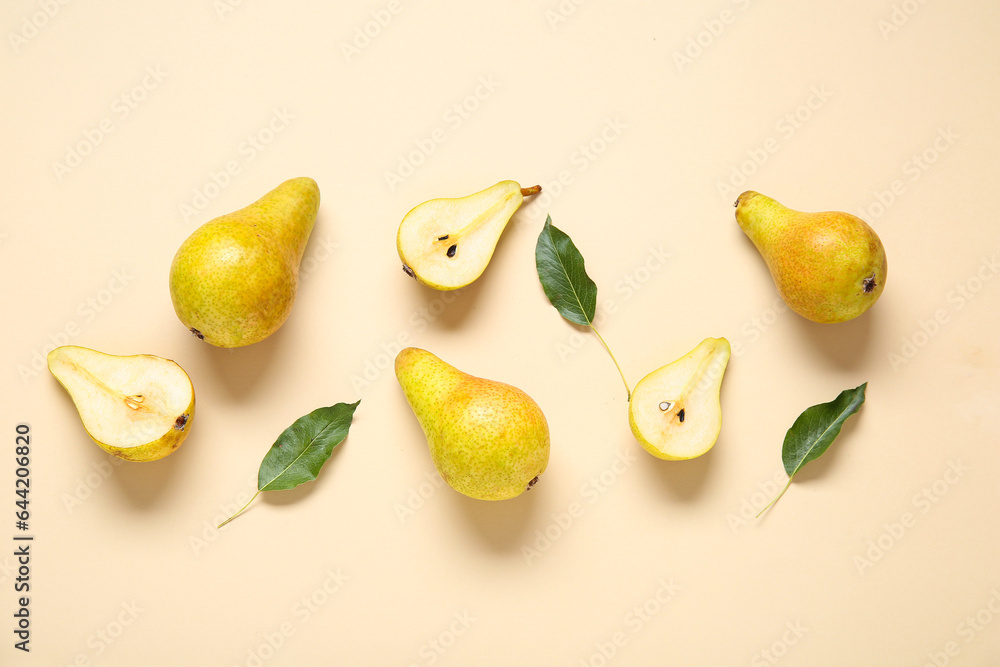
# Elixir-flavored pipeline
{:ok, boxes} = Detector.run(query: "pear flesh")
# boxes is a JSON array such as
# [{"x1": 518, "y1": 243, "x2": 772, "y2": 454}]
[
  {"x1": 395, "y1": 347, "x2": 549, "y2": 500},
  {"x1": 735, "y1": 191, "x2": 887, "y2": 323},
  {"x1": 397, "y1": 180, "x2": 540, "y2": 290},
  {"x1": 47, "y1": 346, "x2": 195, "y2": 462},
  {"x1": 629, "y1": 338, "x2": 730, "y2": 460},
  {"x1": 169, "y1": 177, "x2": 320, "y2": 347}
]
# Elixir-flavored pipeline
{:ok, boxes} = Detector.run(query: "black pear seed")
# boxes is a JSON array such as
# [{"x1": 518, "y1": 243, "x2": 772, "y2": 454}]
[
  {"x1": 447, "y1": 244, "x2": 457, "y2": 258},
  {"x1": 437, "y1": 234, "x2": 449, "y2": 241},
  {"x1": 677, "y1": 409, "x2": 686, "y2": 423}
]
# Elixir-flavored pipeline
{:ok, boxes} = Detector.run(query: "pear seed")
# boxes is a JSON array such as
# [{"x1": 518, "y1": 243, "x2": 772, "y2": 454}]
[
  {"x1": 446, "y1": 244, "x2": 457, "y2": 258},
  {"x1": 678, "y1": 409, "x2": 685, "y2": 423},
  {"x1": 659, "y1": 401, "x2": 673, "y2": 411},
  {"x1": 437, "y1": 234, "x2": 449, "y2": 241}
]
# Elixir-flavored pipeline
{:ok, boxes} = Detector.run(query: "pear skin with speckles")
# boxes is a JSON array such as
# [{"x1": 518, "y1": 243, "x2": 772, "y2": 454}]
[
  {"x1": 169, "y1": 177, "x2": 320, "y2": 347},
  {"x1": 735, "y1": 191, "x2": 887, "y2": 323},
  {"x1": 395, "y1": 348, "x2": 549, "y2": 501}
]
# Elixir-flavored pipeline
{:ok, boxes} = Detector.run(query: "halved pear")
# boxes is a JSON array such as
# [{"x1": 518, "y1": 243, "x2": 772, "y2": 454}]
[
  {"x1": 397, "y1": 180, "x2": 541, "y2": 290},
  {"x1": 47, "y1": 346, "x2": 195, "y2": 462},
  {"x1": 628, "y1": 338, "x2": 730, "y2": 460}
]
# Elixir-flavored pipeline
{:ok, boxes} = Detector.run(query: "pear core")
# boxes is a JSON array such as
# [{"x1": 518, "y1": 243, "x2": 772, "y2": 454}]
[
  {"x1": 628, "y1": 338, "x2": 730, "y2": 460},
  {"x1": 396, "y1": 181, "x2": 540, "y2": 290},
  {"x1": 47, "y1": 345, "x2": 195, "y2": 462}
]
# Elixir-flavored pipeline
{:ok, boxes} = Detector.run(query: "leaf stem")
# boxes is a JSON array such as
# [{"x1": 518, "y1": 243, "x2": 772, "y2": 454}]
[
  {"x1": 589, "y1": 324, "x2": 631, "y2": 401},
  {"x1": 217, "y1": 490, "x2": 260, "y2": 528},
  {"x1": 756, "y1": 476, "x2": 793, "y2": 518}
]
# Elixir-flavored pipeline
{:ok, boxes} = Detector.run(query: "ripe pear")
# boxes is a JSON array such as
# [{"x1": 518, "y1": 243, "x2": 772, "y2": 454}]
[
  {"x1": 395, "y1": 347, "x2": 549, "y2": 501},
  {"x1": 735, "y1": 191, "x2": 887, "y2": 323},
  {"x1": 169, "y1": 177, "x2": 320, "y2": 347},
  {"x1": 397, "y1": 180, "x2": 541, "y2": 290},
  {"x1": 47, "y1": 346, "x2": 195, "y2": 462},
  {"x1": 629, "y1": 338, "x2": 730, "y2": 460}
]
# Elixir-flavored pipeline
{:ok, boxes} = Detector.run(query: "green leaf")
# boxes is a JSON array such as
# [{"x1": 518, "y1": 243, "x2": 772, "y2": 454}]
[
  {"x1": 535, "y1": 216, "x2": 597, "y2": 326},
  {"x1": 782, "y1": 383, "x2": 866, "y2": 477},
  {"x1": 258, "y1": 401, "x2": 361, "y2": 491},
  {"x1": 217, "y1": 400, "x2": 360, "y2": 528},
  {"x1": 757, "y1": 383, "x2": 866, "y2": 518}
]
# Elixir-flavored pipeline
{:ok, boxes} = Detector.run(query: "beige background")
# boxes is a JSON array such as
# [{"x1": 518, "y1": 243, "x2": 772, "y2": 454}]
[{"x1": 2, "y1": 1, "x2": 999, "y2": 664}]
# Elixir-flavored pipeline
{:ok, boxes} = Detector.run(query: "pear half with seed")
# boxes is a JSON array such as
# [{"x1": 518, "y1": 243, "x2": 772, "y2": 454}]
[
  {"x1": 48, "y1": 346, "x2": 195, "y2": 462},
  {"x1": 397, "y1": 180, "x2": 541, "y2": 290},
  {"x1": 628, "y1": 338, "x2": 730, "y2": 460}
]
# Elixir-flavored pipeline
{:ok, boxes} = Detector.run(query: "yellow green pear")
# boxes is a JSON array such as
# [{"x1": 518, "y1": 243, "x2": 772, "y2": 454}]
[
  {"x1": 395, "y1": 347, "x2": 549, "y2": 500},
  {"x1": 397, "y1": 180, "x2": 540, "y2": 290},
  {"x1": 169, "y1": 177, "x2": 320, "y2": 347},
  {"x1": 47, "y1": 346, "x2": 195, "y2": 462},
  {"x1": 735, "y1": 191, "x2": 887, "y2": 323},
  {"x1": 629, "y1": 338, "x2": 730, "y2": 460}
]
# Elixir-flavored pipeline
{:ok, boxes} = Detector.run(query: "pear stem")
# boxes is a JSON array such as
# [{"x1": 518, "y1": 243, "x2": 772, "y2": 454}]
[
  {"x1": 520, "y1": 185, "x2": 542, "y2": 197},
  {"x1": 217, "y1": 490, "x2": 260, "y2": 528},
  {"x1": 756, "y1": 476, "x2": 793, "y2": 518},
  {"x1": 589, "y1": 324, "x2": 631, "y2": 401}
]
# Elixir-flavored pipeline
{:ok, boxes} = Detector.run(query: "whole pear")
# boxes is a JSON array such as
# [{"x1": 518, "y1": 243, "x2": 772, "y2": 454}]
[
  {"x1": 735, "y1": 191, "x2": 887, "y2": 323},
  {"x1": 169, "y1": 177, "x2": 320, "y2": 347},
  {"x1": 395, "y1": 347, "x2": 549, "y2": 501}
]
